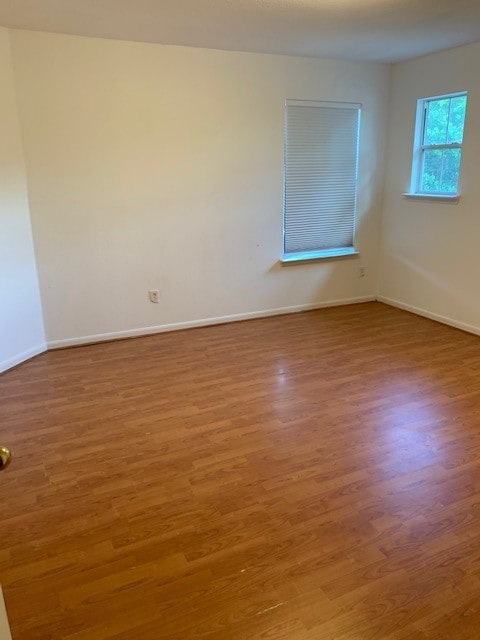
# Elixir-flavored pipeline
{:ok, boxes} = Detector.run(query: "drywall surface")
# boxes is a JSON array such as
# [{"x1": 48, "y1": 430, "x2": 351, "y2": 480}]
[
  {"x1": 0, "y1": 586, "x2": 12, "y2": 640},
  {"x1": 10, "y1": 30, "x2": 390, "y2": 344},
  {"x1": 379, "y1": 42, "x2": 480, "y2": 332},
  {"x1": 0, "y1": 28, "x2": 45, "y2": 372}
]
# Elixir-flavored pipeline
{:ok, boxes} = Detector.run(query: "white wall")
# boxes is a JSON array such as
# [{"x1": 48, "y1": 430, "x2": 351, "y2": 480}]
[
  {"x1": 379, "y1": 42, "x2": 480, "y2": 334},
  {"x1": 9, "y1": 30, "x2": 390, "y2": 346},
  {"x1": 0, "y1": 28, "x2": 45, "y2": 372},
  {"x1": 0, "y1": 586, "x2": 12, "y2": 640}
]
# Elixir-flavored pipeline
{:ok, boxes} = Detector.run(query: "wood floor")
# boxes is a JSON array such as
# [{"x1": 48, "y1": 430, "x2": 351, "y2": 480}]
[{"x1": 2, "y1": 302, "x2": 480, "y2": 639}]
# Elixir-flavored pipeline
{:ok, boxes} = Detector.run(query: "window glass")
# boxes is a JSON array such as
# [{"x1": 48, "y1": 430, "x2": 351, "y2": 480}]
[{"x1": 411, "y1": 92, "x2": 467, "y2": 196}]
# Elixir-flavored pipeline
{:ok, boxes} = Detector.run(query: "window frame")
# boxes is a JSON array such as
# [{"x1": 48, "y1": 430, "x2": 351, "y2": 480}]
[
  {"x1": 409, "y1": 91, "x2": 467, "y2": 198},
  {"x1": 282, "y1": 99, "x2": 362, "y2": 263}
]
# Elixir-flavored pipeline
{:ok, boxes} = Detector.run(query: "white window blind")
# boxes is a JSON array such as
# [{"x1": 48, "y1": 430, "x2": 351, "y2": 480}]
[{"x1": 283, "y1": 100, "x2": 361, "y2": 261}]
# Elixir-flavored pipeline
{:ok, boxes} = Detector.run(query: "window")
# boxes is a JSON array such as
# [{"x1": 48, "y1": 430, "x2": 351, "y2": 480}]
[
  {"x1": 409, "y1": 92, "x2": 467, "y2": 198},
  {"x1": 283, "y1": 100, "x2": 361, "y2": 263}
]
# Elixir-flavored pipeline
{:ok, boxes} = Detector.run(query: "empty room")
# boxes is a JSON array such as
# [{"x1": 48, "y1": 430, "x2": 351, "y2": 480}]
[{"x1": 2, "y1": 1, "x2": 480, "y2": 638}]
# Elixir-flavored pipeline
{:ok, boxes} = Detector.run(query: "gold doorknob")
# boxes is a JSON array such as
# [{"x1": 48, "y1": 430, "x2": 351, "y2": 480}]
[{"x1": 0, "y1": 446, "x2": 11, "y2": 470}]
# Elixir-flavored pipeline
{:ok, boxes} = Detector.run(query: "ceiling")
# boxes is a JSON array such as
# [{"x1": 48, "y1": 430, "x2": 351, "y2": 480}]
[{"x1": 0, "y1": 0, "x2": 479, "y2": 63}]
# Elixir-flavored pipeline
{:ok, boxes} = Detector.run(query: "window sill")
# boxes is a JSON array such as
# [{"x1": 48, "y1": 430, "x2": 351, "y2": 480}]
[
  {"x1": 403, "y1": 193, "x2": 460, "y2": 204},
  {"x1": 281, "y1": 247, "x2": 359, "y2": 264}
]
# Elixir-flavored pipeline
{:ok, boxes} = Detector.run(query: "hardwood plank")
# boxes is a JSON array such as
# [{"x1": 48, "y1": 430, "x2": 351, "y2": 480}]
[{"x1": 2, "y1": 302, "x2": 480, "y2": 638}]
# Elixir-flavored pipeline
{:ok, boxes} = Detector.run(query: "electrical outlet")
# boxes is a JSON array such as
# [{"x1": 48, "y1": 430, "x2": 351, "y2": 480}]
[
  {"x1": 358, "y1": 266, "x2": 366, "y2": 278},
  {"x1": 148, "y1": 289, "x2": 159, "y2": 304}
]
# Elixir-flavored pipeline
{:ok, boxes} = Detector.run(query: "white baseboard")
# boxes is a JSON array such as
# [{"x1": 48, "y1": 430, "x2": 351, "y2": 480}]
[
  {"x1": 48, "y1": 296, "x2": 376, "y2": 349},
  {"x1": 377, "y1": 295, "x2": 480, "y2": 337},
  {"x1": 0, "y1": 343, "x2": 47, "y2": 374},
  {"x1": 0, "y1": 586, "x2": 12, "y2": 640}
]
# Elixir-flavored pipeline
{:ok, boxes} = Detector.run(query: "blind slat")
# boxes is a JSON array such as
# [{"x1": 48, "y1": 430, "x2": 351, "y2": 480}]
[{"x1": 284, "y1": 102, "x2": 360, "y2": 254}]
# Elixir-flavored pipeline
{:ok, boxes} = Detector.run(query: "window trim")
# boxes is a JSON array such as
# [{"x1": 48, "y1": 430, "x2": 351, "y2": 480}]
[
  {"x1": 282, "y1": 99, "x2": 362, "y2": 263},
  {"x1": 408, "y1": 91, "x2": 467, "y2": 198},
  {"x1": 402, "y1": 193, "x2": 460, "y2": 204},
  {"x1": 281, "y1": 247, "x2": 359, "y2": 264}
]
